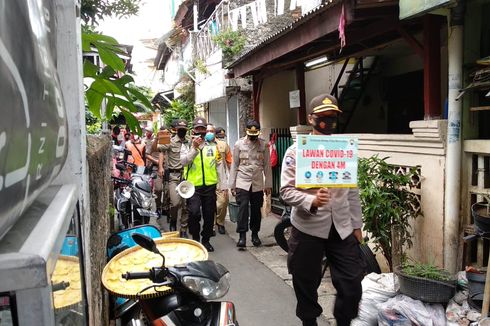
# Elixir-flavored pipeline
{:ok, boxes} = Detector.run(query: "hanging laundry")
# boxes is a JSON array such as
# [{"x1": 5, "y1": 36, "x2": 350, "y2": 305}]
[
  {"x1": 239, "y1": 5, "x2": 247, "y2": 29},
  {"x1": 229, "y1": 8, "x2": 239, "y2": 31},
  {"x1": 249, "y1": 1, "x2": 259, "y2": 27},
  {"x1": 290, "y1": 0, "x2": 297, "y2": 10},
  {"x1": 257, "y1": 0, "x2": 268, "y2": 24},
  {"x1": 276, "y1": 0, "x2": 285, "y2": 15},
  {"x1": 338, "y1": 3, "x2": 346, "y2": 49}
]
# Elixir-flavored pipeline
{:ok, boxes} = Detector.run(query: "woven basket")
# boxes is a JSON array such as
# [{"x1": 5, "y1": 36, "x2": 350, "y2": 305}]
[{"x1": 396, "y1": 266, "x2": 456, "y2": 303}]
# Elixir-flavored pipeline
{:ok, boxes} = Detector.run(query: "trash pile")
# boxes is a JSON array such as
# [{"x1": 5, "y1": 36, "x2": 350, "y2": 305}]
[{"x1": 351, "y1": 272, "x2": 486, "y2": 326}]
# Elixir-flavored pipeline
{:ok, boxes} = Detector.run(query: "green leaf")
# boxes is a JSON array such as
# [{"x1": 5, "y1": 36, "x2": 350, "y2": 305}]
[
  {"x1": 128, "y1": 87, "x2": 152, "y2": 109},
  {"x1": 86, "y1": 89, "x2": 104, "y2": 118},
  {"x1": 113, "y1": 75, "x2": 135, "y2": 86},
  {"x1": 91, "y1": 79, "x2": 122, "y2": 96},
  {"x1": 83, "y1": 60, "x2": 99, "y2": 78},
  {"x1": 97, "y1": 46, "x2": 125, "y2": 72},
  {"x1": 99, "y1": 65, "x2": 116, "y2": 79},
  {"x1": 120, "y1": 108, "x2": 142, "y2": 135},
  {"x1": 105, "y1": 97, "x2": 116, "y2": 120}
]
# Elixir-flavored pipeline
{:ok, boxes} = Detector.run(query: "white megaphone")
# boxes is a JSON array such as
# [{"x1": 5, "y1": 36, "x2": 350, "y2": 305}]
[{"x1": 176, "y1": 180, "x2": 195, "y2": 199}]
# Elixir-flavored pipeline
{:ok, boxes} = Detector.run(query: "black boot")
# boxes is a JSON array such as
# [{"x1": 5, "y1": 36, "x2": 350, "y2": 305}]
[
  {"x1": 251, "y1": 232, "x2": 261, "y2": 247},
  {"x1": 169, "y1": 221, "x2": 177, "y2": 232},
  {"x1": 237, "y1": 232, "x2": 246, "y2": 248}
]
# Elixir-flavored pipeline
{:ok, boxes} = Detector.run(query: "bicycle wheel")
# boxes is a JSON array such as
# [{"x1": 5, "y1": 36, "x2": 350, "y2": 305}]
[{"x1": 274, "y1": 217, "x2": 292, "y2": 252}]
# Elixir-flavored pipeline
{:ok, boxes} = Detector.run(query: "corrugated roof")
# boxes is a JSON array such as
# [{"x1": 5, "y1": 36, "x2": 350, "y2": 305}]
[{"x1": 229, "y1": 0, "x2": 340, "y2": 68}]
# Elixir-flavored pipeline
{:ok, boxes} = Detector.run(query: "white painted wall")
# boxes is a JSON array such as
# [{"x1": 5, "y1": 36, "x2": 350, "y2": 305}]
[
  {"x1": 195, "y1": 50, "x2": 226, "y2": 104},
  {"x1": 259, "y1": 70, "x2": 297, "y2": 138}
]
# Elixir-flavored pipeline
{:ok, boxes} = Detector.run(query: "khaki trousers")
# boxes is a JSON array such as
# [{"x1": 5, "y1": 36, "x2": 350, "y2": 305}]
[
  {"x1": 158, "y1": 172, "x2": 187, "y2": 230},
  {"x1": 215, "y1": 189, "x2": 229, "y2": 226}
]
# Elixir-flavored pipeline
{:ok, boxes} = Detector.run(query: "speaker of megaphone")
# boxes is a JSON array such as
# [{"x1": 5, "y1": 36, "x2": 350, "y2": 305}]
[{"x1": 176, "y1": 180, "x2": 195, "y2": 199}]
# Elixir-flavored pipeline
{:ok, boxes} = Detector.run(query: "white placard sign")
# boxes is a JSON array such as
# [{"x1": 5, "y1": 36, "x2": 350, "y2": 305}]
[{"x1": 289, "y1": 90, "x2": 300, "y2": 108}]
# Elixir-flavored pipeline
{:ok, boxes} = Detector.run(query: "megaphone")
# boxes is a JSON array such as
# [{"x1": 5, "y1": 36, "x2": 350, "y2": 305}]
[{"x1": 176, "y1": 180, "x2": 195, "y2": 199}]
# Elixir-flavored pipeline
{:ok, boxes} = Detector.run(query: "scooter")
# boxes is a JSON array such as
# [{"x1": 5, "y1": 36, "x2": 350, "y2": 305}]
[
  {"x1": 106, "y1": 225, "x2": 163, "y2": 325},
  {"x1": 118, "y1": 233, "x2": 239, "y2": 326},
  {"x1": 113, "y1": 172, "x2": 158, "y2": 230}
]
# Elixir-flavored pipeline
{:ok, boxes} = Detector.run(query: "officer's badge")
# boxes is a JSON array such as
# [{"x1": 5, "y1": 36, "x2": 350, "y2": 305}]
[{"x1": 322, "y1": 97, "x2": 333, "y2": 105}]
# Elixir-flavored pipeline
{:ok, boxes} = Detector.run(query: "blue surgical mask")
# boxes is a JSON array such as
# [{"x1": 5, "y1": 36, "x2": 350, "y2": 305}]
[{"x1": 205, "y1": 132, "x2": 215, "y2": 142}]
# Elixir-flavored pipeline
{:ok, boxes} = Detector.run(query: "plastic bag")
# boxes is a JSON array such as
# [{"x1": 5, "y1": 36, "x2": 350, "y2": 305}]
[
  {"x1": 377, "y1": 294, "x2": 446, "y2": 326},
  {"x1": 269, "y1": 133, "x2": 278, "y2": 168},
  {"x1": 351, "y1": 273, "x2": 398, "y2": 326},
  {"x1": 261, "y1": 192, "x2": 271, "y2": 217}
]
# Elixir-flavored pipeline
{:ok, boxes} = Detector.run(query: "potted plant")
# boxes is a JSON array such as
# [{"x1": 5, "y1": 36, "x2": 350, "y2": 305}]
[
  {"x1": 357, "y1": 155, "x2": 421, "y2": 271},
  {"x1": 212, "y1": 28, "x2": 246, "y2": 62},
  {"x1": 397, "y1": 259, "x2": 456, "y2": 303}
]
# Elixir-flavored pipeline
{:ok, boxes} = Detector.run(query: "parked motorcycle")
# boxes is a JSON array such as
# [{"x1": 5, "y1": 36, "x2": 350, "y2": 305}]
[
  {"x1": 273, "y1": 199, "x2": 381, "y2": 275},
  {"x1": 104, "y1": 233, "x2": 239, "y2": 326},
  {"x1": 112, "y1": 172, "x2": 158, "y2": 230},
  {"x1": 106, "y1": 225, "x2": 163, "y2": 325}
]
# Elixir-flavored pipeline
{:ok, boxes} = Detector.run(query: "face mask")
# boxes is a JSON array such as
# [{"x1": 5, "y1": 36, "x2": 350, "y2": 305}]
[
  {"x1": 177, "y1": 129, "x2": 187, "y2": 138},
  {"x1": 312, "y1": 116, "x2": 338, "y2": 134},
  {"x1": 205, "y1": 132, "x2": 215, "y2": 142},
  {"x1": 248, "y1": 135, "x2": 258, "y2": 142}
]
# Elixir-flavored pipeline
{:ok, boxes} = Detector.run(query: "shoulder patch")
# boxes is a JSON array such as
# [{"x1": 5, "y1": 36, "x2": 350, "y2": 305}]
[{"x1": 285, "y1": 156, "x2": 294, "y2": 166}]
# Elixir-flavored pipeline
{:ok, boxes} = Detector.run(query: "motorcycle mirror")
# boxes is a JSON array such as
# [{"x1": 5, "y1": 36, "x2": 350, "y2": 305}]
[
  {"x1": 132, "y1": 233, "x2": 159, "y2": 254},
  {"x1": 115, "y1": 163, "x2": 126, "y2": 170},
  {"x1": 132, "y1": 233, "x2": 166, "y2": 266}
]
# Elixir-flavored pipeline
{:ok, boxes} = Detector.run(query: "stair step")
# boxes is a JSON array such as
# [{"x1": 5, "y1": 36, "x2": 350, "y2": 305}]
[
  {"x1": 339, "y1": 85, "x2": 362, "y2": 89},
  {"x1": 346, "y1": 68, "x2": 370, "y2": 73}
]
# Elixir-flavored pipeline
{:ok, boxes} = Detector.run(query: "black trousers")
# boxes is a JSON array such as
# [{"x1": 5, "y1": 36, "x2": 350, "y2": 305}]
[
  {"x1": 236, "y1": 188, "x2": 263, "y2": 233},
  {"x1": 187, "y1": 185, "x2": 216, "y2": 242},
  {"x1": 287, "y1": 226, "x2": 363, "y2": 326}
]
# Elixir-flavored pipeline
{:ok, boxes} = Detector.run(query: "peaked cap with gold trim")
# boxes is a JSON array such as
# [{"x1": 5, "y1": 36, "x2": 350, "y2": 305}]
[{"x1": 307, "y1": 94, "x2": 342, "y2": 115}]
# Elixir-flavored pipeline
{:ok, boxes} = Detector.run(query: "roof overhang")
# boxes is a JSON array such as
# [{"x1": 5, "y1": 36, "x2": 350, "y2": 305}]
[
  {"x1": 230, "y1": 1, "x2": 353, "y2": 77},
  {"x1": 230, "y1": 0, "x2": 408, "y2": 78}
]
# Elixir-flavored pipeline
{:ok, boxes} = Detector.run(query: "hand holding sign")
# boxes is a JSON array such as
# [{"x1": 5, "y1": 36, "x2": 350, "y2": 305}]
[{"x1": 312, "y1": 188, "x2": 331, "y2": 208}]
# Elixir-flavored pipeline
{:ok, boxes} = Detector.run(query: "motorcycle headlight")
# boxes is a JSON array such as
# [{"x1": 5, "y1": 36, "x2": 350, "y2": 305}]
[
  {"x1": 141, "y1": 195, "x2": 152, "y2": 209},
  {"x1": 182, "y1": 273, "x2": 230, "y2": 300}
]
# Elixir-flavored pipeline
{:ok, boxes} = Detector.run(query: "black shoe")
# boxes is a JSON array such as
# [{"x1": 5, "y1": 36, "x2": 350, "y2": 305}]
[
  {"x1": 179, "y1": 230, "x2": 188, "y2": 238},
  {"x1": 217, "y1": 225, "x2": 226, "y2": 234},
  {"x1": 212, "y1": 230, "x2": 216, "y2": 237},
  {"x1": 251, "y1": 232, "x2": 261, "y2": 247},
  {"x1": 202, "y1": 241, "x2": 214, "y2": 252},
  {"x1": 169, "y1": 221, "x2": 177, "y2": 232},
  {"x1": 302, "y1": 319, "x2": 317, "y2": 326},
  {"x1": 237, "y1": 232, "x2": 246, "y2": 248}
]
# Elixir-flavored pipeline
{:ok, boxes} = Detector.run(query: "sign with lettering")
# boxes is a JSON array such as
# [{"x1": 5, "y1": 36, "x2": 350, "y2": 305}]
[
  {"x1": 295, "y1": 135, "x2": 358, "y2": 188},
  {"x1": 0, "y1": 1, "x2": 68, "y2": 239},
  {"x1": 399, "y1": 0, "x2": 453, "y2": 19}
]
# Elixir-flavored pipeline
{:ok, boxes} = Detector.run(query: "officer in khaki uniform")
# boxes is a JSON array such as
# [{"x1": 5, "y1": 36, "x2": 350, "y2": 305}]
[
  {"x1": 210, "y1": 126, "x2": 232, "y2": 234},
  {"x1": 280, "y1": 94, "x2": 363, "y2": 326},
  {"x1": 229, "y1": 120, "x2": 272, "y2": 248},
  {"x1": 152, "y1": 119, "x2": 190, "y2": 237}
]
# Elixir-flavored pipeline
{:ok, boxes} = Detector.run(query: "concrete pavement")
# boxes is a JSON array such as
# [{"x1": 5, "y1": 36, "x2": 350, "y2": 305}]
[
  {"x1": 154, "y1": 210, "x2": 336, "y2": 325},
  {"x1": 222, "y1": 212, "x2": 336, "y2": 325}
]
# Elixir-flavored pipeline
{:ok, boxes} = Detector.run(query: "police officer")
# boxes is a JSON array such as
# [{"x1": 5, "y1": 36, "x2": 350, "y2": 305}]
[
  {"x1": 181, "y1": 117, "x2": 227, "y2": 252},
  {"x1": 229, "y1": 120, "x2": 272, "y2": 248},
  {"x1": 280, "y1": 94, "x2": 363, "y2": 326},
  {"x1": 146, "y1": 127, "x2": 165, "y2": 216},
  {"x1": 214, "y1": 127, "x2": 232, "y2": 234},
  {"x1": 152, "y1": 119, "x2": 190, "y2": 237}
]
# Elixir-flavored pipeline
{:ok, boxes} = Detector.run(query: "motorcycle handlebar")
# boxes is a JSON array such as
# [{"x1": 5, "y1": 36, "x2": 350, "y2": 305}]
[
  {"x1": 122, "y1": 271, "x2": 151, "y2": 280},
  {"x1": 116, "y1": 160, "x2": 137, "y2": 169},
  {"x1": 111, "y1": 176, "x2": 131, "y2": 184}
]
